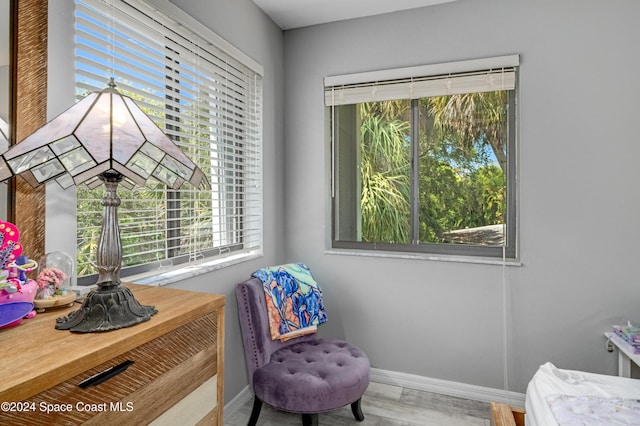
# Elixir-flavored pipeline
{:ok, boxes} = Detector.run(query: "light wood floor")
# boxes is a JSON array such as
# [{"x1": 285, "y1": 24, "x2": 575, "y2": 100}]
[{"x1": 225, "y1": 381, "x2": 492, "y2": 426}]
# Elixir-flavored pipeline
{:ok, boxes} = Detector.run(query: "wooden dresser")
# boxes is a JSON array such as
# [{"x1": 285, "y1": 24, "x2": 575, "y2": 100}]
[{"x1": 0, "y1": 284, "x2": 225, "y2": 425}]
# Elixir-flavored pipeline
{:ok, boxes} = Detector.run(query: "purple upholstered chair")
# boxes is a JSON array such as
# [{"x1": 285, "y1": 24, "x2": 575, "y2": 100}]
[{"x1": 236, "y1": 277, "x2": 370, "y2": 426}]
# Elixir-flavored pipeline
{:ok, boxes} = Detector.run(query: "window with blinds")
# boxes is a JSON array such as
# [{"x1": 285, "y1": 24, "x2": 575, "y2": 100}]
[
  {"x1": 326, "y1": 56, "x2": 518, "y2": 259},
  {"x1": 74, "y1": 0, "x2": 263, "y2": 281}
]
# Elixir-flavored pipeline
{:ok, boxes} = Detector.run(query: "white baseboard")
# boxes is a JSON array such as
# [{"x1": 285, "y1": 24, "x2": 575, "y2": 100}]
[
  {"x1": 223, "y1": 369, "x2": 526, "y2": 422},
  {"x1": 224, "y1": 385, "x2": 253, "y2": 423},
  {"x1": 370, "y1": 367, "x2": 526, "y2": 408}
]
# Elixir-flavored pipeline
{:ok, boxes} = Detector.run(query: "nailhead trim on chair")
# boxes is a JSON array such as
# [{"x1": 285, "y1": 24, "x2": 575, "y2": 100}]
[{"x1": 239, "y1": 287, "x2": 261, "y2": 373}]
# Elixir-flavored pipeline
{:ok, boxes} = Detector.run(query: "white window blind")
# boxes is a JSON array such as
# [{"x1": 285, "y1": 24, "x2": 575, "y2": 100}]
[
  {"x1": 324, "y1": 55, "x2": 519, "y2": 106},
  {"x1": 75, "y1": 0, "x2": 263, "y2": 278}
]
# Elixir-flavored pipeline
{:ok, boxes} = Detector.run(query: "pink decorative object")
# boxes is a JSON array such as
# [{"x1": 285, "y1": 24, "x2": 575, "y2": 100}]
[
  {"x1": 35, "y1": 267, "x2": 68, "y2": 300},
  {"x1": 0, "y1": 279, "x2": 37, "y2": 323},
  {"x1": 0, "y1": 220, "x2": 23, "y2": 268},
  {"x1": 0, "y1": 221, "x2": 38, "y2": 326}
]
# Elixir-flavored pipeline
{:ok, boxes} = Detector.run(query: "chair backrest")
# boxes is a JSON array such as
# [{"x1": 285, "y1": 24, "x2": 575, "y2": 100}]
[{"x1": 236, "y1": 277, "x2": 317, "y2": 389}]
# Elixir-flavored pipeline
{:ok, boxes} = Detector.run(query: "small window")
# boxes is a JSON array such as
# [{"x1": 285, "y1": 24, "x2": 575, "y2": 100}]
[{"x1": 326, "y1": 56, "x2": 518, "y2": 259}]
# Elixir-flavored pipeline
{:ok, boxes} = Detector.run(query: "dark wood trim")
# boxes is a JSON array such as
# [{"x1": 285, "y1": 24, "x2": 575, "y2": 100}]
[{"x1": 10, "y1": 0, "x2": 47, "y2": 262}]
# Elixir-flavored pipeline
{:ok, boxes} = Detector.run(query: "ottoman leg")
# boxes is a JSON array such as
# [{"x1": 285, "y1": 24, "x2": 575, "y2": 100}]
[
  {"x1": 301, "y1": 413, "x2": 319, "y2": 426},
  {"x1": 351, "y1": 398, "x2": 365, "y2": 421},
  {"x1": 248, "y1": 396, "x2": 263, "y2": 426}
]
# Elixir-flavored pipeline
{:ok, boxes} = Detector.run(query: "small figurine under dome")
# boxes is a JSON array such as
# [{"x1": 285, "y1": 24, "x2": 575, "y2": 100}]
[
  {"x1": 32, "y1": 251, "x2": 75, "y2": 312},
  {"x1": 35, "y1": 267, "x2": 67, "y2": 299}
]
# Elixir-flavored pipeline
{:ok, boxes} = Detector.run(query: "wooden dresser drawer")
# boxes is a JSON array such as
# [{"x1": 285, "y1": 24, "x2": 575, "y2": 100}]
[{"x1": 2, "y1": 312, "x2": 218, "y2": 425}]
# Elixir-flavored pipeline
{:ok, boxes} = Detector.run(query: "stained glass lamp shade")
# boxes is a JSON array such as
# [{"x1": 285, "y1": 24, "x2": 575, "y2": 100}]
[
  {"x1": 0, "y1": 79, "x2": 209, "y2": 332},
  {"x1": 0, "y1": 79, "x2": 206, "y2": 190}
]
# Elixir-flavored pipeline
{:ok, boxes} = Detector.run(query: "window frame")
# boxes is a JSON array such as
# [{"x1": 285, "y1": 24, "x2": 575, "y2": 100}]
[{"x1": 326, "y1": 56, "x2": 519, "y2": 260}]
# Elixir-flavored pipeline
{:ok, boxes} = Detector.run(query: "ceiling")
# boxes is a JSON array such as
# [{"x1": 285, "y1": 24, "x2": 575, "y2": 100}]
[{"x1": 252, "y1": 0, "x2": 457, "y2": 30}]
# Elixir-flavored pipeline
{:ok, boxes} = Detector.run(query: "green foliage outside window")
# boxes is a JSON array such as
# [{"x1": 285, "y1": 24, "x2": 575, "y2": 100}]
[{"x1": 355, "y1": 91, "x2": 508, "y2": 246}]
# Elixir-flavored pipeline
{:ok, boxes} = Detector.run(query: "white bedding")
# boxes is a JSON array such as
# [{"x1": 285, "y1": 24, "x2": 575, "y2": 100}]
[{"x1": 526, "y1": 362, "x2": 640, "y2": 425}]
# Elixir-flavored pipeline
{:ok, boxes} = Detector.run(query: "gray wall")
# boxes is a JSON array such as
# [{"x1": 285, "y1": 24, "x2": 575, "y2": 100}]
[
  {"x1": 47, "y1": 0, "x2": 78, "y2": 264},
  {"x1": 282, "y1": 0, "x2": 640, "y2": 394}
]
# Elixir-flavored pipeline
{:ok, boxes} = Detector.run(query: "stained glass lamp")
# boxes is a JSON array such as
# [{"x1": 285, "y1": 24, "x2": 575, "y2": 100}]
[{"x1": 0, "y1": 78, "x2": 208, "y2": 332}]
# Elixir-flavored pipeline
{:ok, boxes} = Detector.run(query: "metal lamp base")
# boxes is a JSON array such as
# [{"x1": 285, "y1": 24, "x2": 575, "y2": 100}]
[{"x1": 55, "y1": 284, "x2": 157, "y2": 332}]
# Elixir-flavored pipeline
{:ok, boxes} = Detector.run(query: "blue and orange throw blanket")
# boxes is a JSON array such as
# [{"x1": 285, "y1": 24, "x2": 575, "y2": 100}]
[{"x1": 252, "y1": 263, "x2": 327, "y2": 341}]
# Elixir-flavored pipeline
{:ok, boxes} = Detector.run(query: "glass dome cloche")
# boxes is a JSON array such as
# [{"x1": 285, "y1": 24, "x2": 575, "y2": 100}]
[{"x1": 33, "y1": 251, "x2": 75, "y2": 311}]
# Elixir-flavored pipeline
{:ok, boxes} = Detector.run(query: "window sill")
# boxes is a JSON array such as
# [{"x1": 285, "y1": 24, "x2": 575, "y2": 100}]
[
  {"x1": 325, "y1": 248, "x2": 522, "y2": 267},
  {"x1": 126, "y1": 249, "x2": 263, "y2": 287}
]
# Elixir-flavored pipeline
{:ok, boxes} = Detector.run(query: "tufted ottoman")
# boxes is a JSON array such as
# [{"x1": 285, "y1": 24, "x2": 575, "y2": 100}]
[{"x1": 253, "y1": 338, "x2": 370, "y2": 417}]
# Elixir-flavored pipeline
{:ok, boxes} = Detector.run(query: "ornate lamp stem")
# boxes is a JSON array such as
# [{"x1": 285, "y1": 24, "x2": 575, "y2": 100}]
[
  {"x1": 55, "y1": 171, "x2": 157, "y2": 332},
  {"x1": 96, "y1": 172, "x2": 123, "y2": 286}
]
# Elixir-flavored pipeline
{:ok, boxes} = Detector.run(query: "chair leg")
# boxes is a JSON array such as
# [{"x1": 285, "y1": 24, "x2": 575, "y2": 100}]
[
  {"x1": 248, "y1": 396, "x2": 263, "y2": 426},
  {"x1": 351, "y1": 397, "x2": 365, "y2": 421},
  {"x1": 301, "y1": 413, "x2": 319, "y2": 426}
]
